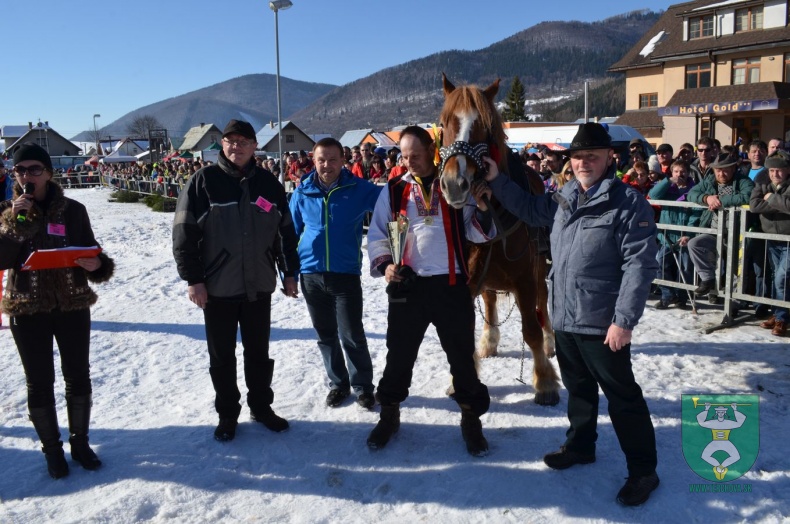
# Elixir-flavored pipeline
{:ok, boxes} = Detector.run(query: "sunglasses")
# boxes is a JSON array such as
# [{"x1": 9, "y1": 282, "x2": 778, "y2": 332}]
[
  {"x1": 697, "y1": 148, "x2": 711, "y2": 153},
  {"x1": 13, "y1": 165, "x2": 46, "y2": 177},
  {"x1": 222, "y1": 138, "x2": 254, "y2": 148}
]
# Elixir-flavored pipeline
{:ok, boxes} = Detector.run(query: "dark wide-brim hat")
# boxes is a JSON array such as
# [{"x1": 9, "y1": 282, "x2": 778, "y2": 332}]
[
  {"x1": 222, "y1": 119, "x2": 257, "y2": 141},
  {"x1": 564, "y1": 123, "x2": 613, "y2": 153},
  {"x1": 765, "y1": 150, "x2": 790, "y2": 169},
  {"x1": 710, "y1": 153, "x2": 739, "y2": 169}
]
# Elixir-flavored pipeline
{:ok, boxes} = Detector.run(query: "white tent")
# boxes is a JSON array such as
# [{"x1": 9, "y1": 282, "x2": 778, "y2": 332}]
[{"x1": 100, "y1": 150, "x2": 138, "y2": 163}]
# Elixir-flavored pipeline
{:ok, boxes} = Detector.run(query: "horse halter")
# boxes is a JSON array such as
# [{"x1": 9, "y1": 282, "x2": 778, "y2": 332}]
[{"x1": 439, "y1": 141, "x2": 489, "y2": 179}]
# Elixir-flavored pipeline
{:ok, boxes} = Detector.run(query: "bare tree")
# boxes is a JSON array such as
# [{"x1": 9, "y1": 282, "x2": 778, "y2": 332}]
[{"x1": 127, "y1": 115, "x2": 164, "y2": 138}]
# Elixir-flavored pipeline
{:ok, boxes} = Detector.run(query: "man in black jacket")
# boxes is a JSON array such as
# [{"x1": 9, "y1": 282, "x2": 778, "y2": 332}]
[{"x1": 173, "y1": 119, "x2": 300, "y2": 442}]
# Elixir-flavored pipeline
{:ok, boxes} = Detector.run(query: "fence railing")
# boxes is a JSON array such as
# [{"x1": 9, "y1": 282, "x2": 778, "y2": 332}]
[{"x1": 649, "y1": 199, "x2": 789, "y2": 333}]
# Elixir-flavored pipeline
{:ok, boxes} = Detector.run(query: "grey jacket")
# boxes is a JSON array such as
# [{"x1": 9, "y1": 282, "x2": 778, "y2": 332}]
[
  {"x1": 489, "y1": 166, "x2": 658, "y2": 335},
  {"x1": 750, "y1": 179, "x2": 790, "y2": 235},
  {"x1": 172, "y1": 153, "x2": 299, "y2": 301}
]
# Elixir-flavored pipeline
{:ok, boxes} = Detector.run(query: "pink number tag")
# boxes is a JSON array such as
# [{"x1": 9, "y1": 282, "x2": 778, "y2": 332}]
[
  {"x1": 47, "y1": 223, "x2": 66, "y2": 236},
  {"x1": 255, "y1": 196, "x2": 273, "y2": 212}
]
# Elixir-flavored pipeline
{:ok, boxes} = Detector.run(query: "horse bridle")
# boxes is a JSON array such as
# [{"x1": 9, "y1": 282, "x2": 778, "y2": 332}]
[{"x1": 438, "y1": 141, "x2": 489, "y2": 180}]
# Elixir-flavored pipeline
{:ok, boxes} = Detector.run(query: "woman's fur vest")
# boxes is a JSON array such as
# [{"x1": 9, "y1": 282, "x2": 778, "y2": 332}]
[{"x1": 0, "y1": 181, "x2": 114, "y2": 316}]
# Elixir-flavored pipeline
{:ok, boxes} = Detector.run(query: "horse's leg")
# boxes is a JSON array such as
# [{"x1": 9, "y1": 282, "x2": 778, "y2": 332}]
[
  {"x1": 478, "y1": 290, "x2": 500, "y2": 358},
  {"x1": 514, "y1": 278, "x2": 560, "y2": 406}
]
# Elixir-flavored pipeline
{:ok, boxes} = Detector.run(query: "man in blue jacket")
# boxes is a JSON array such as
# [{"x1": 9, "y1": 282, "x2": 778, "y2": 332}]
[
  {"x1": 481, "y1": 123, "x2": 660, "y2": 506},
  {"x1": 289, "y1": 138, "x2": 382, "y2": 409}
]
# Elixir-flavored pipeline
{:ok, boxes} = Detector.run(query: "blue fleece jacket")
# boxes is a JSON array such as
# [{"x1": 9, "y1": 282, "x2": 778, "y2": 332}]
[{"x1": 289, "y1": 168, "x2": 382, "y2": 275}]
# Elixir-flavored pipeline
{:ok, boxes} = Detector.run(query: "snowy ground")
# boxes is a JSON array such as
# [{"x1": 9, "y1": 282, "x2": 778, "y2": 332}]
[{"x1": 0, "y1": 186, "x2": 788, "y2": 523}]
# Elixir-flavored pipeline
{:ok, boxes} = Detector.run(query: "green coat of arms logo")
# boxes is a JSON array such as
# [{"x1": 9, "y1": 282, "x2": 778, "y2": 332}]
[{"x1": 681, "y1": 394, "x2": 759, "y2": 482}]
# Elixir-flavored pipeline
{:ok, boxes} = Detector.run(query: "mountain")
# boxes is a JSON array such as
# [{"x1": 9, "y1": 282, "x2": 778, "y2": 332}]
[
  {"x1": 71, "y1": 74, "x2": 336, "y2": 141},
  {"x1": 292, "y1": 10, "x2": 660, "y2": 137},
  {"x1": 74, "y1": 10, "x2": 659, "y2": 142}
]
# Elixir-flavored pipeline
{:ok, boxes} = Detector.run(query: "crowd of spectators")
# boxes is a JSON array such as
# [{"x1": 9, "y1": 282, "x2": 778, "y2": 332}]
[{"x1": 516, "y1": 136, "x2": 790, "y2": 336}]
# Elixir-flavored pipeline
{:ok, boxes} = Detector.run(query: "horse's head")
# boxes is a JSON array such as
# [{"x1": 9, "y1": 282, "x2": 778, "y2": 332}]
[{"x1": 438, "y1": 73, "x2": 506, "y2": 209}]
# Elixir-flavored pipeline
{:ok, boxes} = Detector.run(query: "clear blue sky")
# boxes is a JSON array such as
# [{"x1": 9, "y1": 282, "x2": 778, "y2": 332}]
[{"x1": 2, "y1": 0, "x2": 670, "y2": 139}]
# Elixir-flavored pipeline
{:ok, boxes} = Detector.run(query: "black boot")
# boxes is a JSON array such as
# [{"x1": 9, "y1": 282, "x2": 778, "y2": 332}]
[
  {"x1": 367, "y1": 404, "x2": 400, "y2": 449},
  {"x1": 460, "y1": 405, "x2": 489, "y2": 457},
  {"x1": 67, "y1": 395, "x2": 102, "y2": 470},
  {"x1": 29, "y1": 406, "x2": 69, "y2": 479}
]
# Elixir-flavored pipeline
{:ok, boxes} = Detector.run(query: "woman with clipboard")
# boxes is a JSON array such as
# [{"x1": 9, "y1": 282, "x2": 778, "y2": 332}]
[{"x1": 0, "y1": 143, "x2": 114, "y2": 479}]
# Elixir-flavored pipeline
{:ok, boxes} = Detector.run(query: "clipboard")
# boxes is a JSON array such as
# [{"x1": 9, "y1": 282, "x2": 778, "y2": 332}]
[{"x1": 21, "y1": 246, "x2": 102, "y2": 271}]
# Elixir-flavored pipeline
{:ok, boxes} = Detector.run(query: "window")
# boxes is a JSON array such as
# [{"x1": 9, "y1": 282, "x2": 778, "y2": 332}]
[
  {"x1": 285, "y1": 134, "x2": 295, "y2": 144},
  {"x1": 686, "y1": 63, "x2": 712, "y2": 89},
  {"x1": 735, "y1": 6, "x2": 763, "y2": 32},
  {"x1": 639, "y1": 93, "x2": 658, "y2": 108},
  {"x1": 785, "y1": 53, "x2": 790, "y2": 83},
  {"x1": 734, "y1": 117, "x2": 762, "y2": 144},
  {"x1": 700, "y1": 118, "x2": 711, "y2": 139},
  {"x1": 689, "y1": 15, "x2": 714, "y2": 39},
  {"x1": 732, "y1": 58, "x2": 760, "y2": 85}
]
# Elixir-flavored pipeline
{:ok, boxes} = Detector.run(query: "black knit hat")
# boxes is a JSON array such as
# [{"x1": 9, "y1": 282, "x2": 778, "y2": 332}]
[
  {"x1": 13, "y1": 142, "x2": 53, "y2": 171},
  {"x1": 564, "y1": 123, "x2": 612, "y2": 153},
  {"x1": 222, "y1": 119, "x2": 257, "y2": 141}
]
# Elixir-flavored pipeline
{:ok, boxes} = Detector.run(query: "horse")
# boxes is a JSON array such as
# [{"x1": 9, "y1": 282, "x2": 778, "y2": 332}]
[{"x1": 437, "y1": 73, "x2": 560, "y2": 406}]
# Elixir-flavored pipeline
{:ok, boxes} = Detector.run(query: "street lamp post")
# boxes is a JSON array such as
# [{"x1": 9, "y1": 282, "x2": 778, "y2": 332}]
[
  {"x1": 269, "y1": 0, "x2": 293, "y2": 184},
  {"x1": 93, "y1": 114, "x2": 101, "y2": 156}
]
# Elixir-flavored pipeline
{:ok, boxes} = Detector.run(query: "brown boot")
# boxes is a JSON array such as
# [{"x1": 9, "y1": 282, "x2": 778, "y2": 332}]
[
  {"x1": 772, "y1": 321, "x2": 786, "y2": 337},
  {"x1": 760, "y1": 316, "x2": 776, "y2": 329}
]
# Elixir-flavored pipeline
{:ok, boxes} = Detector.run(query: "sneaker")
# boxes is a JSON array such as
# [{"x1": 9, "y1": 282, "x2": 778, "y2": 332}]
[
  {"x1": 356, "y1": 392, "x2": 375, "y2": 410},
  {"x1": 326, "y1": 389, "x2": 350, "y2": 408},
  {"x1": 654, "y1": 297, "x2": 686, "y2": 310},
  {"x1": 760, "y1": 316, "x2": 776, "y2": 329},
  {"x1": 214, "y1": 417, "x2": 238, "y2": 442},
  {"x1": 772, "y1": 321, "x2": 787, "y2": 337},
  {"x1": 708, "y1": 293, "x2": 720, "y2": 305},
  {"x1": 616, "y1": 472, "x2": 660, "y2": 506},
  {"x1": 251, "y1": 407, "x2": 289, "y2": 433},
  {"x1": 694, "y1": 280, "x2": 715, "y2": 296},
  {"x1": 543, "y1": 446, "x2": 595, "y2": 470},
  {"x1": 654, "y1": 300, "x2": 671, "y2": 310}
]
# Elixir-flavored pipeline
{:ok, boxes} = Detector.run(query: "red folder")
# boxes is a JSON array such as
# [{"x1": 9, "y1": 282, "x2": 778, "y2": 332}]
[{"x1": 21, "y1": 246, "x2": 102, "y2": 271}]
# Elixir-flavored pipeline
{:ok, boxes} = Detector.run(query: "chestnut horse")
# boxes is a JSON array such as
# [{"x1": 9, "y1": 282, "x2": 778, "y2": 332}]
[{"x1": 438, "y1": 74, "x2": 559, "y2": 406}]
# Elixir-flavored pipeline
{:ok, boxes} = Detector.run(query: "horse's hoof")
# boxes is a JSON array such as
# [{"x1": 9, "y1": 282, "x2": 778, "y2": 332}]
[
  {"x1": 534, "y1": 390, "x2": 560, "y2": 406},
  {"x1": 477, "y1": 349, "x2": 497, "y2": 359}
]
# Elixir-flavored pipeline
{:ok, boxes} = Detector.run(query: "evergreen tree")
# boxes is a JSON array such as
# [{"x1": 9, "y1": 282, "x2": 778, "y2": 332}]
[{"x1": 502, "y1": 76, "x2": 527, "y2": 122}]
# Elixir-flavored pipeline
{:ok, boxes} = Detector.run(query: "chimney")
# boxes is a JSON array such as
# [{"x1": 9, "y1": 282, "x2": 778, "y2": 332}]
[
  {"x1": 28, "y1": 122, "x2": 33, "y2": 129},
  {"x1": 45, "y1": 121, "x2": 49, "y2": 127},
  {"x1": 270, "y1": 121, "x2": 274, "y2": 128},
  {"x1": 200, "y1": 123, "x2": 205, "y2": 127}
]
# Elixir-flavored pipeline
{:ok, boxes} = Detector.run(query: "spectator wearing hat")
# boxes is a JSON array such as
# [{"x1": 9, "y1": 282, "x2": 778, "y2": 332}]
[
  {"x1": 687, "y1": 153, "x2": 755, "y2": 301},
  {"x1": 749, "y1": 150, "x2": 790, "y2": 336},
  {"x1": 173, "y1": 119, "x2": 300, "y2": 442},
  {"x1": 0, "y1": 143, "x2": 115, "y2": 479},
  {"x1": 525, "y1": 153, "x2": 541, "y2": 173},
  {"x1": 481, "y1": 122, "x2": 660, "y2": 506},
  {"x1": 650, "y1": 143, "x2": 674, "y2": 178}
]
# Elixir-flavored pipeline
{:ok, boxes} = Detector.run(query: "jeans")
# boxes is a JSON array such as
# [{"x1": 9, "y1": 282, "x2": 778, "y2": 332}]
[
  {"x1": 767, "y1": 241, "x2": 790, "y2": 323},
  {"x1": 301, "y1": 273, "x2": 373, "y2": 394}
]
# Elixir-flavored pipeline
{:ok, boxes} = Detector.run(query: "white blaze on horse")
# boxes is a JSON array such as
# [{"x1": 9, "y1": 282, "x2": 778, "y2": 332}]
[{"x1": 438, "y1": 73, "x2": 560, "y2": 406}]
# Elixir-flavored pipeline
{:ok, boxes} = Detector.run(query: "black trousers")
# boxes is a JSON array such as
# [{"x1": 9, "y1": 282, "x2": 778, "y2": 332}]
[
  {"x1": 204, "y1": 296, "x2": 274, "y2": 419},
  {"x1": 554, "y1": 330, "x2": 657, "y2": 476},
  {"x1": 376, "y1": 276, "x2": 490, "y2": 416},
  {"x1": 10, "y1": 308, "x2": 92, "y2": 409}
]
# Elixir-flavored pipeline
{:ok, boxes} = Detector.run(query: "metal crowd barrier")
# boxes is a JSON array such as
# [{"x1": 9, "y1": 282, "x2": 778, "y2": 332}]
[
  {"x1": 99, "y1": 175, "x2": 183, "y2": 199},
  {"x1": 53, "y1": 173, "x2": 103, "y2": 188},
  {"x1": 650, "y1": 199, "x2": 790, "y2": 333}
]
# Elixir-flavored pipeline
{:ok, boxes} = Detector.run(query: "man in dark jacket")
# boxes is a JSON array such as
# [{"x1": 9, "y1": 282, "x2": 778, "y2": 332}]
[
  {"x1": 289, "y1": 138, "x2": 381, "y2": 409},
  {"x1": 483, "y1": 123, "x2": 660, "y2": 506},
  {"x1": 687, "y1": 153, "x2": 755, "y2": 302},
  {"x1": 749, "y1": 150, "x2": 790, "y2": 336},
  {"x1": 172, "y1": 120, "x2": 300, "y2": 442},
  {"x1": 689, "y1": 136, "x2": 717, "y2": 185}
]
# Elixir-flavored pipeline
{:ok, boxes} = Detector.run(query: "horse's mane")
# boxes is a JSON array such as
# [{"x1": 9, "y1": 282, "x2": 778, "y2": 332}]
[{"x1": 440, "y1": 84, "x2": 509, "y2": 171}]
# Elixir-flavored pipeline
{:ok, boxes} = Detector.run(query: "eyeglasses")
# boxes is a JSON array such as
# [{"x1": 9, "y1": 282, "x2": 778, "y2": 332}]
[
  {"x1": 697, "y1": 148, "x2": 711, "y2": 153},
  {"x1": 13, "y1": 165, "x2": 46, "y2": 177},
  {"x1": 222, "y1": 138, "x2": 254, "y2": 148}
]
